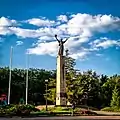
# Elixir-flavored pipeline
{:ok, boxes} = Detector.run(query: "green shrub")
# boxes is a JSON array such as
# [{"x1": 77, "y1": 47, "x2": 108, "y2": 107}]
[
  {"x1": 101, "y1": 107, "x2": 114, "y2": 112},
  {"x1": 42, "y1": 106, "x2": 72, "y2": 112},
  {"x1": 74, "y1": 108, "x2": 81, "y2": 112},
  {"x1": 0, "y1": 104, "x2": 14, "y2": 109},
  {"x1": 0, "y1": 104, "x2": 38, "y2": 116},
  {"x1": 101, "y1": 107, "x2": 120, "y2": 112},
  {"x1": 15, "y1": 104, "x2": 38, "y2": 116}
]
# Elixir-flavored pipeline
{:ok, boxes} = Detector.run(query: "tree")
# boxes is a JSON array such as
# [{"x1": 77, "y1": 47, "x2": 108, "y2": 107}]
[
  {"x1": 66, "y1": 70, "x2": 101, "y2": 107},
  {"x1": 110, "y1": 85, "x2": 120, "y2": 107},
  {"x1": 47, "y1": 78, "x2": 56, "y2": 104},
  {"x1": 111, "y1": 77, "x2": 120, "y2": 107},
  {"x1": 0, "y1": 66, "x2": 120, "y2": 108},
  {"x1": 101, "y1": 75, "x2": 117, "y2": 107},
  {"x1": 0, "y1": 67, "x2": 56, "y2": 104},
  {"x1": 65, "y1": 49, "x2": 76, "y2": 75},
  {"x1": 43, "y1": 70, "x2": 56, "y2": 104}
]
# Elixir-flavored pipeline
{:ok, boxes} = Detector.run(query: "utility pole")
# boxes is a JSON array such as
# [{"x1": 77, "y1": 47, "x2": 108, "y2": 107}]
[
  {"x1": 8, "y1": 46, "x2": 13, "y2": 105},
  {"x1": 25, "y1": 54, "x2": 29, "y2": 105}
]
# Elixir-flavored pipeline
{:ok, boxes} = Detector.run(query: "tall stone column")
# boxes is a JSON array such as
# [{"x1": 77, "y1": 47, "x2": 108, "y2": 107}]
[{"x1": 56, "y1": 55, "x2": 66, "y2": 106}]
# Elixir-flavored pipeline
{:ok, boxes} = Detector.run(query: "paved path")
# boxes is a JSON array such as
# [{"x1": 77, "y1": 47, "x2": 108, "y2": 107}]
[{"x1": 1, "y1": 116, "x2": 120, "y2": 120}]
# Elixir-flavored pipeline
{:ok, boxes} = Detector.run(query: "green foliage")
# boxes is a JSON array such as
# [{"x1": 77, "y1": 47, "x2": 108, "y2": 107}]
[
  {"x1": 40, "y1": 106, "x2": 72, "y2": 112},
  {"x1": 66, "y1": 70, "x2": 102, "y2": 107},
  {"x1": 65, "y1": 49, "x2": 76, "y2": 76},
  {"x1": 111, "y1": 79, "x2": 120, "y2": 107},
  {"x1": 101, "y1": 106, "x2": 120, "y2": 112},
  {"x1": 101, "y1": 75, "x2": 117, "y2": 107},
  {"x1": 49, "y1": 107, "x2": 72, "y2": 112},
  {"x1": 47, "y1": 78, "x2": 56, "y2": 104},
  {"x1": 0, "y1": 104, "x2": 38, "y2": 116},
  {"x1": 0, "y1": 67, "x2": 55, "y2": 105},
  {"x1": 65, "y1": 55, "x2": 76, "y2": 74},
  {"x1": 0, "y1": 66, "x2": 120, "y2": 109},
  {"x1": 101, "y1": 107, "x2": 115, "y2": 112}
]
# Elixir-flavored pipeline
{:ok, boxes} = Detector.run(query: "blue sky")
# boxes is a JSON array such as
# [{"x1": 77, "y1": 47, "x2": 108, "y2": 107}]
[{"x1": 0, "y1": 0, "x2": 120, "y2": 76}]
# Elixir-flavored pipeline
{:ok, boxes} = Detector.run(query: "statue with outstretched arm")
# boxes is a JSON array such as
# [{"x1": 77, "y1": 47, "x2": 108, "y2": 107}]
[{"x1": 55, "y1": 34, "x2": 69, "y2": 56}]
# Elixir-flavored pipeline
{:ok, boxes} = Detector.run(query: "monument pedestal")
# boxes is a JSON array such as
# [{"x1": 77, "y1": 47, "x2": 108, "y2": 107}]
[{"x1": 56, "y1": 55, "x2": 66, "y2": 106}]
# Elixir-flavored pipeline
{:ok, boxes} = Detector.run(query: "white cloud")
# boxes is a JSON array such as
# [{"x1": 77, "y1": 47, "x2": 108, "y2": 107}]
[
  {"x1": 89, "y1": 39, "x2": 101, "y2": 45},
  {"x1": 0, "y1": 17, "x2": 17, "y2": 27},
  {"x1": 65, "y1": 36, "x2": 89, "y2": 48},
  {"x1": 95, "y1": 40, "x2": 118, "y2": 48},
  {"x1": 1, "y1": 13, "x2": 120, "y2": 60},
  {"x1": 26, "y1": 13, "x2": 120, "y2": 60},
  {"x1": 10, "y1": 27, "x2": 40, "y2": 38},
  {"x1": 0, "y1": 27, "x2": 13, "y2": 35},
  {"x1": 16, "y1": 41, "x2": 23, "y2": 46},
  {"x1": 69, "y1": 51, "x2": 89, "y2": 59},
  {"x1": 26, "y1": 18, "x2": 55, "y2": 26},
  {"x1": 91, "y1": 38, "x2": 120, "y2": 49},
  {"x1": 28, "y1": 40, "x2": 90, "y2": 60},
  {"x1": 67, "y1": 14, "x2": 120, "y2": 36},
  {"x1": 57, "y1": 15, "x2": 68, "y2": 22},
  {"x1": 6, "y1": 26, "x2": 63, "y2": 39},
  {"x1": 89, "y1": 37, "x2": 120, "y2": 52},
  {"x1": 0, "y1": 17, "x2": 18, "y2": 36},
  {"x1": 39, "y1": 36, "x2": 52, "y2": 41},
  {"x1": 28, "y1": 41, "x2": 58, "y2": 56}
]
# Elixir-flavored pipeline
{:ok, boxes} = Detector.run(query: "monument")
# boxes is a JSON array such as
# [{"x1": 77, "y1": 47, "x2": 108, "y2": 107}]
[{"x1": 55, "y1": 34, "x2": 69, "y2": 106}]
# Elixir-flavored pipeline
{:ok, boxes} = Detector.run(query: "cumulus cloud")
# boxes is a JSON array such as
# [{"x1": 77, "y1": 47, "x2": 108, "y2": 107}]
[
  {"x1": 24, "y1": 14, "x2": 120, "y2": 59},
  {"x1": 90, "y1": 37, "x2": 120, "y2": 49},
  {"x1": 69, "y1": 51, "x2": 89, "y2": 60},
  {"x1": 0, "y1": 17, "x2": 17, "y2": 35},
  {"x1": 0, "y1": 27, "x2": 13, "y2": 35},
  {"x1": 57, "y1": 15, "x2": 68, "y2": 22},
  {"x1": 95, "y1": 40, "x2": 118, "y2": 48},
  {"x1": 39, "y1": 36, "x2": 52, "y2": 41},
  {"x1": 28, "y1": 41, "x2": 58, "y2": 56},
  {"x1": 66, "y1": 14, "x2": 120, "y2": 36},
  {"x1": 26, "y1": 18, "x2": 55, "y2": 26},
  {"x1": 10, "y1": 27, "x2": 40, "y2": 38},
  {"x1": 1, "y1": 13, "x2": 120, "y2": 60},
  {"x1": 0, "y1": 17, "x2": 17, "y2": 27},
  {"x1": 16, "y1": 41, "x2": 23, "y2": 46}
]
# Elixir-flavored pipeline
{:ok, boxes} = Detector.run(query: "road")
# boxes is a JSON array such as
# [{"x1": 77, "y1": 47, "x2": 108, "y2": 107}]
[{"x1": 1, "y1": 116, "x2": 120, "y2": 120}]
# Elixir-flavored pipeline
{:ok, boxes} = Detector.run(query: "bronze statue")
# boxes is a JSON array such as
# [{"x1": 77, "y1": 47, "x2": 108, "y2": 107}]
[{"x1": 55, "y1": 34, "x2": 69, "y2": 56}]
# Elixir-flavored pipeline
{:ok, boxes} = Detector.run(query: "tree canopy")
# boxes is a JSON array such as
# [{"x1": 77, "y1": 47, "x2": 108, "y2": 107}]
[{"x1": 0, "y1": 53, "x2": 120, "y2": 108}]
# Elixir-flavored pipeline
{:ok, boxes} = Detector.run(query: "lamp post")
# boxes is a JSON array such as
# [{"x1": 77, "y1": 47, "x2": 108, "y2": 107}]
[
  {"x1": 71, "y1": 77, "x2": 76, "y2": 116},
  {"x1": 8, "y1": 46, "x2": 13, "y2": 105},
  {"x1": 45, "y1": 79, "x2": 48, "y2": 111}
]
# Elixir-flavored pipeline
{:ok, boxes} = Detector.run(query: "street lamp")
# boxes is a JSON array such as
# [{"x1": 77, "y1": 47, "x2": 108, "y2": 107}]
[
  {"x1": 45, "y1": 79, "x2": 48, "y2": 111},
  {"x1": 71, "y1": 77, "x2": 76, "y2": 116}
]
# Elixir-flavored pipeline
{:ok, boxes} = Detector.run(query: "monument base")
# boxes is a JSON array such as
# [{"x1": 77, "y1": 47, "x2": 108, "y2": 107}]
[{"x1": 56, "y1": 55, "x2": 66, "y2": 106}]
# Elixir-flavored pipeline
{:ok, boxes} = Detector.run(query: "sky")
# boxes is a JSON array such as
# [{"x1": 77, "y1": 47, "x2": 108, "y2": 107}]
[{"x1": 0, "y1": 0, "x2": 120, "y2": 76}]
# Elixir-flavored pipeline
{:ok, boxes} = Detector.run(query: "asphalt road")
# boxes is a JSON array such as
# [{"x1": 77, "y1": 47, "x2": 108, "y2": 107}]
[{"x1": 1, "y1": 116, "x2": 120, "y2": 120}]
